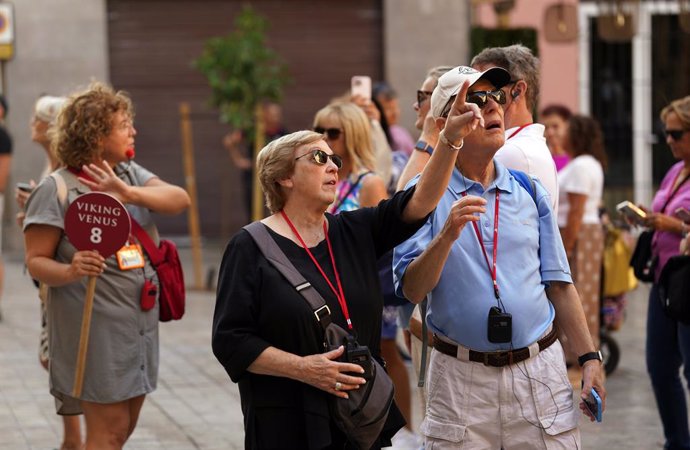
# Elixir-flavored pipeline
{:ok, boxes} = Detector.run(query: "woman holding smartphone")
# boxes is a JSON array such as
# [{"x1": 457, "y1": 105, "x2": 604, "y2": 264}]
[{"x1": 643, "y1": 95, "x2": 690, "y2": 450}]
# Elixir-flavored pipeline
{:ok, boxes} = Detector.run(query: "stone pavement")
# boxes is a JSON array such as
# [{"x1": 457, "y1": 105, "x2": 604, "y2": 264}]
[{"x1": 0, "y1": 242, "x2": 670, "y2": 449}]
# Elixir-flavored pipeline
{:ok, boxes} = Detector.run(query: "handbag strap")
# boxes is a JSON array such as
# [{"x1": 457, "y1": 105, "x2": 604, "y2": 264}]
[
  {"x1": 243, "y1": 221, "x2": 333, "y2": 331},
  {"x1": 660, "y1": 172, "x2": 690, "y2": 214},
  {"x1": 131, "y1": 218, "x2": 163, "y2": 266}
]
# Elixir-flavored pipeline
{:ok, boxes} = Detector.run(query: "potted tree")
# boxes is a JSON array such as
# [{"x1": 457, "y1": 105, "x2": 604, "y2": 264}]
[{"x1": 195, "y1": 6, "x2": 290, "y2": 221}]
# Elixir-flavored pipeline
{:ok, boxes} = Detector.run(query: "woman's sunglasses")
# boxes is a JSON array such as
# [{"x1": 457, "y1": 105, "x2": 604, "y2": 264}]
[
  {"x1": 441, "y1": 89, "x2": 507, "y2": 117},
  {"x1": 295, "y1": 149, "x2": 343, "y2": 169},
  {"x1": 417, "y1": 90, "x2": 433, "y2": 105},
  {"x1": 664, "y1": 129, "x2": 688, "y2": 141},
  {"x1": 314, "y1": 127, "x2": 342, "y2": 140}
]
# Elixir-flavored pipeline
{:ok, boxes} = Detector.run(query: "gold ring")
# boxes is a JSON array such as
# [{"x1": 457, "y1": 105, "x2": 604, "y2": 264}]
[{"x1": 334, "y1": 381, "x2": 342, "y2": 391}]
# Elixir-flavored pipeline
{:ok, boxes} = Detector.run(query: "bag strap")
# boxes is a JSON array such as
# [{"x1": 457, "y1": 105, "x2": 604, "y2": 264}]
[
  {"x1": 660, "y1": 172, "x2": 690, "y2": 214},
  {"x1": 243, "y1": 221, "x2": 333, "y2": 331},
  {"x1": 131, "y1": 219, "x2": 164, "y2": 266},
  {"x1": 417, "y1": 297, "x2": 428, "y2": 388},
  {"x1": 49, "y1": 171, "x2": 68, "y2": 210},
  {"x1": 508, "y1": 169, "x2": 537, "y2": 205}
]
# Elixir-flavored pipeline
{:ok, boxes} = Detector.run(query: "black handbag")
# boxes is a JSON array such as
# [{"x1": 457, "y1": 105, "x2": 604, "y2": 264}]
[
  {"x1": 630, "y1": 230, "x2": 657, "y2": 282},
  {"x1": 629, "y1": 172, "x2": 690, "y2": 282},
  {"x1": 244, "y1": 222, "x2": 395, "y2": 450},
  {"x1": 658, "y1": 255, "x2": 690, "y2": 323}
]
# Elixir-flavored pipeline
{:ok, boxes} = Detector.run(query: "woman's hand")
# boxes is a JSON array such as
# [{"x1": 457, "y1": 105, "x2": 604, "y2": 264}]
[
  {"x1": 644, "y1": 212, "x2": 684, "y2": 233},
  {"x1": 15, "y1": 180, "x2": 35, "y2": 210},
  {"x1": 79, "y1": 161, "x2": 132, "y2": 203},
  {"x1": 68, "y1": 250, "x2": 106, "y2": 279},
  {"x1": 351, "y1": 95, "x2": 381, "y2": 122},
  {"x1": 298, "y1": 346, "x2": 368, "y2": 399}
]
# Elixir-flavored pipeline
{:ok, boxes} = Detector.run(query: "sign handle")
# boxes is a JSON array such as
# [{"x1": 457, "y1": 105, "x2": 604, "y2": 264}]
[{"x1": 72, "y1": 275, "x2": 97, "y2": 397}]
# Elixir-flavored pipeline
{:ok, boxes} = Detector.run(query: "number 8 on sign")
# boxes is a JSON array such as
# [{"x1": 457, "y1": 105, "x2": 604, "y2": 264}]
[{"x1": 90, "y1": 227, "x2": 103, "y2": 244}]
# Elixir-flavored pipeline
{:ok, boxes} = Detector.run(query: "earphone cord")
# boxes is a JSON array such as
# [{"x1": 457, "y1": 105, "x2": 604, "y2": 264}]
[{"x1": 507, "y1": 340, "x2": 561, "y2": 432}]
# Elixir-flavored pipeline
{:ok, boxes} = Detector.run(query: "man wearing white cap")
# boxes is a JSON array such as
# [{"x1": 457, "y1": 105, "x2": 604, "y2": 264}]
[{"x1": 393, "y1": 66, "x2": 605, "y2": 449}]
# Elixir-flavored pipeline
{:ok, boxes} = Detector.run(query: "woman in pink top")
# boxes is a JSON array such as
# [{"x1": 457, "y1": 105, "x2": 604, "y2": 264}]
[
  {"x1": 643, "y1": 95, "x2": 690, "y2": 450},
  {"x1": 541, "y1": 104, "x2": 572, "y2": 172}
]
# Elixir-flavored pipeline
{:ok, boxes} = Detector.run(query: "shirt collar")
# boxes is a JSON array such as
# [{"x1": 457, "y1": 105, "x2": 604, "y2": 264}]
[{"x1": 449, "y1": 160, "x2": 513, "y2": 195}]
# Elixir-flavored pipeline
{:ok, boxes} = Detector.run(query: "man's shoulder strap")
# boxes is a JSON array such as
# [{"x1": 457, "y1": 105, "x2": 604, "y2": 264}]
[{"x1": 508, "y1": 169, "x2": 537, "y2": 205}]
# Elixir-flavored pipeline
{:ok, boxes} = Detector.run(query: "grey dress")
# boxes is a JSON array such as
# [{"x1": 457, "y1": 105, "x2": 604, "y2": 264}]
[{"x1": 24, "y1": 163, "x2": 161, "y2": 415}]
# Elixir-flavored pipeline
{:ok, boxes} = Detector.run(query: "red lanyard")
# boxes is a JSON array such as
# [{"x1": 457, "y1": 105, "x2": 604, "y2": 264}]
[
  {"x1": 506, "y1": 123, "x2": 531, "y2": 140},
  {"x1": 280, "y1": 210, "x2": 353, "y2": 329},
  {"x1": 462, "y1": 190, "x2": 501, "y2": 300}
]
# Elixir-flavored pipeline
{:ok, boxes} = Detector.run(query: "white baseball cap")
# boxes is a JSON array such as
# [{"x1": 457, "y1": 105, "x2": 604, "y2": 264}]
[{"x1": 430, "y1": 65, "x2": 511, "y2": 119}]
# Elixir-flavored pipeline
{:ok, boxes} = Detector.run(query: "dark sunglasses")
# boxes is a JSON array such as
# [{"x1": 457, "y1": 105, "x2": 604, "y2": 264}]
[
  {"x1": 441, "y1": 89, "x2": 507, "y2": 117},
  {"x1": 314, "y1": 127, "x2": 342, "y2": 140},
  {"x1": 295, "y1": 149, "x2": 343, "y2": 169},
  {"x1": 664, "y1": 129, "x2": 688, "y2": 141},
  {"x1": 466, "y1": 89, "x2": 507, "y2": 108},
  {"x1": 416, "y1": 90, "x2": 433, "y2": 105}
]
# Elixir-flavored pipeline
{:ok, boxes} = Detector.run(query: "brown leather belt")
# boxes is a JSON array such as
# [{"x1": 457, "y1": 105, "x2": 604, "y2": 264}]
[{"x1": 432, "y1": 327, "x2": 558, "y2": 367}]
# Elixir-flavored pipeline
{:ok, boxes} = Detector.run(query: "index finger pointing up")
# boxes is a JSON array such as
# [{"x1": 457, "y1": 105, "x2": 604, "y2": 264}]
[{"x1": 452, "y1": 79, "x2": 472, "y2": 110}]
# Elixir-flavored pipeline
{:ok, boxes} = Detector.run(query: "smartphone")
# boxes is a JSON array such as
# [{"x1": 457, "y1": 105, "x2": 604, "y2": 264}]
[
  {"x1": 675, "y1": 207, "x2": 690, "y2": 223},
  {"x1": 583, "y1": 388, "x2": 603, "y2": 422},
  {"x1": 351, "y1": 75, "x2": 372, "y2": 101},
  {"x1": 616, "y1": 200, "x2": 647, "y2": 225},
  {"x1": 16, "y1": 182, "x2": 34, "y2": 193}
]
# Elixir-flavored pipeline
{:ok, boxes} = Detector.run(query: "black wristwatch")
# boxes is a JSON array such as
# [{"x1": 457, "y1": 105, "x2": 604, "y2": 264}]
[
  {"x1": 414, "y1": 140, "x2": 434, "y2": 155},
  {"x1": 578, "y1": 351, "x2": 603, "y2": 367}
]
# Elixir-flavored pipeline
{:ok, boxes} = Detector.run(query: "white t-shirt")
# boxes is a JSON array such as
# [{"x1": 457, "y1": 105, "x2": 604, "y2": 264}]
[
  {"x1": 557, "y1": 154, "x2": 604, "y2": 227},
  {"x1": 495, "y1": 124, "x2": 559, "y2": 215}
]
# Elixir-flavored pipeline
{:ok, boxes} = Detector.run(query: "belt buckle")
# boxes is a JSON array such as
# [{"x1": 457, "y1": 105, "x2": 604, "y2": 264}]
[{"x1": 485, "y1": 351, "x2": 513, "y2": 367}]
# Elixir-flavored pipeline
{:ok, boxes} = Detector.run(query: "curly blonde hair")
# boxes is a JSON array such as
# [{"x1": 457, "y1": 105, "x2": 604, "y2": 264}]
[{"x1": 52, "y1": 82, "x2": 133, "y2": 168}]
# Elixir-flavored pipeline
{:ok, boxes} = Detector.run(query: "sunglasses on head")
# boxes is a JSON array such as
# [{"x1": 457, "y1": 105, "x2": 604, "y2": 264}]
[
  {"x1": 664, "y1": 129, "x2": 688, "y2": 141},
  {"x1": 417, "y1": 90, "x2": 433, "y2": 105},
  {"x1": 314, "y1": 126, "x2": 342, "y2": 140},
  {"x1": 441, "y1": 89, "x2": 507, "y2": 117},
  {"x1": 295, "y1": 149, "x2": 343, "y2": 169}
]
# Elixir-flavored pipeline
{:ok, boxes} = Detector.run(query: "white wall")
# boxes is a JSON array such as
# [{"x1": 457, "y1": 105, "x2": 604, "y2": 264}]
[
  {"x1": 4, "y1": 0, "x2": 109, "y2": 253},
  {"x1": 384, "y1": 0, "x2": 471, "y2": 135}
]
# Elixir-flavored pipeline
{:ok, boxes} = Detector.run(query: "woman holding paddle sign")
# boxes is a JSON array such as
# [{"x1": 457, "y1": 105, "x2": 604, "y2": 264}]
[{"x1": 23, "y1": 82, "x2": 189, "y2": 450}]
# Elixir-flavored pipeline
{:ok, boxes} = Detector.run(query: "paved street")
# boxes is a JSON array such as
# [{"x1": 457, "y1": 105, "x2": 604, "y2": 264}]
[{"x1": 0, "y1": 242, "x2": 671, "y2": 449}]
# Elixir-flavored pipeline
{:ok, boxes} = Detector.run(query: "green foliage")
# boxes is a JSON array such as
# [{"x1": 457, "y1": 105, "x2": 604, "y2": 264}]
[
  {"x1": 194, "y1": 6, "x2": 290, "y2": 133},
  {"x1": 471, "y1": 27, "x2": 539, "y2": 58}
]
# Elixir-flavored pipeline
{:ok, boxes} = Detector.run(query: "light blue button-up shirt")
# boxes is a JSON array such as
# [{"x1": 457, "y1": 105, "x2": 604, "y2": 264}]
[{"x1": 393, "y1": 161, "x2": 572, "y2": 351}]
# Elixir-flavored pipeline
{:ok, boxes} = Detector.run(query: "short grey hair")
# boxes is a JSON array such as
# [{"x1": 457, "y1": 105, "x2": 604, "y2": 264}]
[{"x1": 471, "y1": 44, "x2": 540, "y2": 112}]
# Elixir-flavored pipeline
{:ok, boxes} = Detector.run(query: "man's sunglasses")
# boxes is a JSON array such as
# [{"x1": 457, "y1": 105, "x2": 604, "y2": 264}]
[
  {"x1": 314, "y1": 127, "x2": 342, "y2": 140},
  {"x1": 295, "y1": 149, "x2": 343, "y2": 169},
  {"x1": 417, "y1": 90, "x2": 433, "y2": 105},
  {"x1": 664, "y1": 129, "x2": 688, "y2": 141},
  {"x1": 441, "y1": 89, "x2": 507, "y2": 117}
]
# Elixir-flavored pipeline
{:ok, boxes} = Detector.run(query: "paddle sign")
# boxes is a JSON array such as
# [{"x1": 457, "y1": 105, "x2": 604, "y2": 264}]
[
  {"x1": 64, "y1": 192, "x2": 131, "y2": 397},
  {"x1": 65, "y1": 192, "x2": 131, "y2": 257}
]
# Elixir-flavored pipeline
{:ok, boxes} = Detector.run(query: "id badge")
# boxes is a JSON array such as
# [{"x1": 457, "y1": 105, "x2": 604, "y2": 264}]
[{"x1": 116, "y1": 244, "x2": 145, "y2": 270}]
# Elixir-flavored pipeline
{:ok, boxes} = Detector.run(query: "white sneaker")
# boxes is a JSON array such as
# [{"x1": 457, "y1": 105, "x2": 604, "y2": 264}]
[{"x1": 390, "y1": 427, "x2": 423, "y2": 449}]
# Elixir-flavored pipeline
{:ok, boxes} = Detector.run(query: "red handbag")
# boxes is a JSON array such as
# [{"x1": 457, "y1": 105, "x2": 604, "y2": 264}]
[{"x1": 131, "y1": 219, "x2": 186, "y2": 322}]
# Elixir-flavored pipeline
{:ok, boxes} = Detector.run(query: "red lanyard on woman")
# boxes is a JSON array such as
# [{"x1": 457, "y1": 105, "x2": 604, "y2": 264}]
[
  {"x1": 461, "y1": 190, "x2": 501, "y2": 300},
  {"x1": 280, "y1": 210, "x2": 353, "y2": 330}
]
